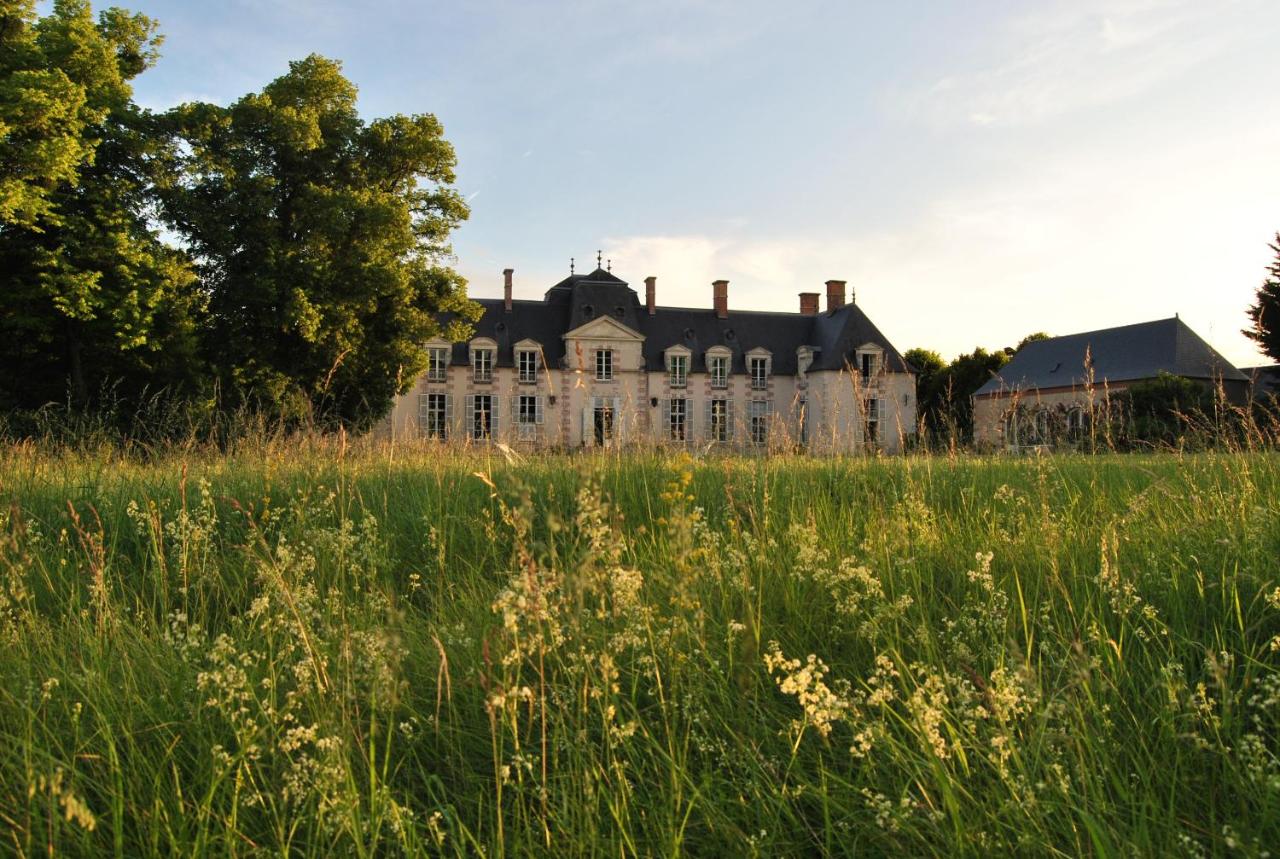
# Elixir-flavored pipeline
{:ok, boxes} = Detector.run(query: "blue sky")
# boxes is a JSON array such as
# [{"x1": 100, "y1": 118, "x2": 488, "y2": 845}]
[{"x1": 129, "y1": 0, "x2": 1280, "y2": 366}]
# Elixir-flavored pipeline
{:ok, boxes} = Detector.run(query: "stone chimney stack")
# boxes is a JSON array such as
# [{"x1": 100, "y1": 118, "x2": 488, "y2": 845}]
[
  {"x1": 825, "y1": 279, "x2": 846, "y2": 313},
  {"x1": 712, "y1": 280, "x2": 729, "y2": 319},
  {"x1": 503, "y1": 268, "x2": 514, "y2": 312},
  {"x1": 645, "y1": 276, "x2": 656, "y2": 316},
  {"x1": 799, "y1": 292, "x2": 820, "y2": 316}
]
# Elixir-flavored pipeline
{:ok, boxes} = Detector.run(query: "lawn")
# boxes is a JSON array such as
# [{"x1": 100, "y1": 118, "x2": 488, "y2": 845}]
[{"x1": 0, "y1": 442, "x2": 1277, "y2": 856}]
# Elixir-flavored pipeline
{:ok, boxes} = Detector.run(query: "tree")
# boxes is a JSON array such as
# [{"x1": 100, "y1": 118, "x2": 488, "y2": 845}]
[
  {"x1": 1112, "y1": 372, "x2": 1214, "y2": 446},
  {"x1": 1013, "y1": 331, "x2": 1051, "y2": 354},
  {"x1": 0, "y1": 0, "x2": 91, "y2": 227},
  {"x1": 161, "y1": 55, "x2": 479, "y2": 428},
  {"x1": 904, "y1": 347, "x2": 945, "y2": 383},
  {"x1": 0, "y1": 0, "x2": 201, "y2": 411},
  {"x1": 1244, "y1": 233, "x2": 1280, "y2": 362}
]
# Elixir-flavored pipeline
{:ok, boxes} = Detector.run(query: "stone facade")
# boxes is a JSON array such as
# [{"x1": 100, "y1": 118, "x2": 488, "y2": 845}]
[{"x1": 384, "y1": 266, "x2": 917, "y2": 453}]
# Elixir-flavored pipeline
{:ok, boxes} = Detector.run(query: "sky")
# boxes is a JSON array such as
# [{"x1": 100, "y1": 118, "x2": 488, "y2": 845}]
[{"x1": 127, "y1": 0, "x2": 1280, "y2": 367}]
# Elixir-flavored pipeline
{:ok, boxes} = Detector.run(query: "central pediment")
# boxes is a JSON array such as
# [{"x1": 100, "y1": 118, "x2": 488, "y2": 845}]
[{"x1": 563, "y1": 315, "x2": 645, "y2": 342}]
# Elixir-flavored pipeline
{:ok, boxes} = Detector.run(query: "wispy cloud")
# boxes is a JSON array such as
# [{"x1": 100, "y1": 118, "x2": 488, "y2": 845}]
[
  {"x1": 598, "y1": 110, "x2": 1280, "y2": 367},
  {"x1": 910, "y1": 0, "x2": 1260, "y2": 127}
]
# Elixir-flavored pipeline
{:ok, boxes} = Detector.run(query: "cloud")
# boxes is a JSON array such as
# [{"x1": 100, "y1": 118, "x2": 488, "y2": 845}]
[
  {"x1": 598, "y1": 114, "x2": 1280, "y2": 368},
  {"x1": 909, "y1": 0, "x2": 1261, "y2": 127}
]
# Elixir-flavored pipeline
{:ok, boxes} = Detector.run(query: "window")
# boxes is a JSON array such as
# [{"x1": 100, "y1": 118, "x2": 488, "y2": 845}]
[
  {"x1": 667, "y1": 398, "x2": 687, "y2": 441},
  {"x1": 1033, "y1": 410, "x2": 1050, "y2": 444},
  {"x1": 860, "y1": 351, "x2": 879, "y2": 382},
  {"x1": 668, "y1": 354, "x2": 688, "y2": 388},
  {"x1": 866, "y1": 397, "x2": 880, "y2": 443},
  {"x1": 472, "y1": 348, "x2": 493, "y2": 382},
  {"x1": 749, "y1": 400, "x2": 771, "y2": 445},
  {"x1": 470, "y1": 394, "x2": 493, "y2": 440},
  {"x1": 517, "y1": 349, "x2": 539, "y2": 384},
  {"x1": 1067, "y1": 407, "x2": 1086, "y2": 441},
  {"x1": 418, "y1": 393, "x2": 448, "y2": 440},
  {"x1": 709, "y1": 355, "x2": 728, "y2": 389},
  {"x1": 595, "y1": 349, "x2": 613, "y2": 381},
  {"x1": 749, "y1": 356, "x2": 769, "y2": 390},
  {"x1": 709, "y1": 399, "x2": 730, "y2": 443},
  {"x1": 427, "y1": 347, "x2": 449, "y2": 382},
  {"x1": 516, "y1": 394, "x2": 542, "y2": 425}
]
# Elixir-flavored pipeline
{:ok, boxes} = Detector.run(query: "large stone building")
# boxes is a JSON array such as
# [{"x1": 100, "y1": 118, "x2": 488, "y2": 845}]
[
  {"x1": 972, "y1": 316, "x2": 1248, "y2": 448},
  {"x1": 385, "y1": 264, "x2": 917, "y2": 452}
]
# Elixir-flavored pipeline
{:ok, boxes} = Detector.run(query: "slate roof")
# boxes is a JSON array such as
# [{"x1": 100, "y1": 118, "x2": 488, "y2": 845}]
[
  {"x1": 442, "y1": 268, "x2": 910, "y2": 376},
  {"x1": 974, "y1": 317, "x2": 1247, "y2": 398},
  {"x1": 1241, "y1": 365, "x2": 1280, "y2": 397}
]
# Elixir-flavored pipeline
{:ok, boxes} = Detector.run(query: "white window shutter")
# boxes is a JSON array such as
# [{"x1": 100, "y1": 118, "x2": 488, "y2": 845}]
[
  {"x1": 662, "y1": 398, "x2": 671, "y2": 435},
  {"x1": 727, "y1": 400, "x2": 736, "y2": 440},
  {"x1": 536, "y1": 396, "x2": 545, "y2": 425},
  {"x1": 490, "y1": 395, "x2": 499, "y2": 432}
]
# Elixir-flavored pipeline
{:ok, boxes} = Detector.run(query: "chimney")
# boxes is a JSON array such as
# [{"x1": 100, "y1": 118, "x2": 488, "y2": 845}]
[
  {"x1": 712, "y1": 279, "x2": 729, "y2": 319},
  {"x1": 503, "y1": 268, "x2": 514, "y2": 312},
  {"x1": 645, "y1": 276, "x2": 656, "y2": 316},
  {"x1": 825, "y1": 279, "x2": 846, "y2": 313},
  {"x1": 799, "y1": 292, "x2": 819, "y2": 316}
]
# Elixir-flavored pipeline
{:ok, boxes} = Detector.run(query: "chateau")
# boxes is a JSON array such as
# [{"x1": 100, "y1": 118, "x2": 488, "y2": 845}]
[{"x1": 386, "y1": 263, "x2": 917, "y2": 452}]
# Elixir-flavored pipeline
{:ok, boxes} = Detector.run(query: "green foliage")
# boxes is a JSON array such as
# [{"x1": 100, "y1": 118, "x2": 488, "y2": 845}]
[
  {"x1": 0, "y1": 0, "x2": 92, "y2": 227},
  {"x1": 1244, "y1": 233, "x2": 1280, "y2": 362},
  {"x1": 160, "y1": 54, "x2": 480, "y2": 428},
  {"x1": 1013, "y1": 331, "x2": 1050, "y2": 352},
  {"x1": 1112, "y1": 372, "x2": 1216, "y2": 446},
  {"x1": 0, "y1": 0, "x2": 201, "y2": 411},
  {"x1": 0, "y1": 447, "x2": 1277, "y2": 855},
  {"x1": 902, "y1": 347, "x2": 944, "y2": 383},
  {"x1": 915, "y1": 346, "x2": 1012, "y2": 442},
  {"x1": 2, "y1": 4, "x2": 475, "y2": 428}
]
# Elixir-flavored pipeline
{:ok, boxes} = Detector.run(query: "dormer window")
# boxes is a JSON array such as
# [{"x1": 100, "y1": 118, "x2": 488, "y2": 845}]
[
  {"x1": 667, "y1": 353, "x2": 688, "y2": 388},
  {"x1": 472, "y1": 347, "x2": 493, "y2": 382},
  {"x1": 749, "y1": 356, "x2": 769, "y2": 390},
  {"x1": 426, "y1": 346, "x2": 449, "y2": 382},
  {"x1": 856, "y1": 345, "x2": 883, "y2": 383},
  {"x1": 517, "y1": 348, "x2": 539, "y2": 383}
]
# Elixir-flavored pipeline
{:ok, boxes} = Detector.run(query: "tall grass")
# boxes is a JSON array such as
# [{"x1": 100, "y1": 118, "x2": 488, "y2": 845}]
[{"x1": 0, "y1": 443, "x2": 1277, "y2": 855}]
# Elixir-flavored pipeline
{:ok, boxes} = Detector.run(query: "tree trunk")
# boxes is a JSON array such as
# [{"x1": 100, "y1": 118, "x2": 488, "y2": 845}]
[{"x1": 66, "y1": 319, "x2": 87, "y2": 406}]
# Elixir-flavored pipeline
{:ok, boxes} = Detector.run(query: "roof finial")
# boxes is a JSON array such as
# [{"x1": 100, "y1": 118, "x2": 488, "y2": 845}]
[
  {"x1": 596, "y1": 249, "x2": 602, "y2": 269},
  {"x1": 607, "y1": 258, "x2": 612, "y2": 272},
  {"x1": 570, "y1": 257, "x2": 575, "y2": 275}
]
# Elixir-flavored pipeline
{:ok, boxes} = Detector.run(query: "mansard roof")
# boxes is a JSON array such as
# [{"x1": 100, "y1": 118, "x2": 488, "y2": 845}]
[
  {"x1": 443, "y1": 270, "x2": 910, "y2": 376},
  {"x1": 974, "y1": 317, "x2": 1247, "y2": 397}
]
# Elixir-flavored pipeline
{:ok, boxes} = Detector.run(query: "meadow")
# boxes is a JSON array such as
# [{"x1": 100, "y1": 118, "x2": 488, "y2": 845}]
[{"x1": 0, "y1": 441, "x2": 1277, "y2": 856}]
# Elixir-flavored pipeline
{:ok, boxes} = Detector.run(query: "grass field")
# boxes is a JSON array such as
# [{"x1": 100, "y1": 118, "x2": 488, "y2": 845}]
[{"x1": 0, "y1": 442, "x2": 1277, "y2": 856}]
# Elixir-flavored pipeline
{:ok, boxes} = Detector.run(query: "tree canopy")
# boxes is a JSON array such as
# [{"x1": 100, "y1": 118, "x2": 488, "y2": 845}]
[
  {"x1": 1244, "y1": 233, "x2": 1280, "y2": 362},
  {"x1": 0, "y1": 0, "x2": 200, "y2": 410},
  {"x1": 1, "y1": 1, "x2": 476, "y2": 429},
  {"x1": 160, "y1": 54, "x2": 478, "y2": 427}
]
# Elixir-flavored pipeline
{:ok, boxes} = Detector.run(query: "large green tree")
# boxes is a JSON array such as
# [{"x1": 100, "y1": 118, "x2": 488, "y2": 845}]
[
  {"x1": 1244, "y1": 233, "x2": 1280, "y2": 362},
  {"x1": 161, "y1": 55, "x2": 478, "y2": 428},
  {"x1": 0, "y1": 0, "x2": 201, "y2": 410}
]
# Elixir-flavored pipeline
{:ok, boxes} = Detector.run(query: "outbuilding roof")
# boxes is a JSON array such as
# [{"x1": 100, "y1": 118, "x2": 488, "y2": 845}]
[{"x1": 974, "y1": 317, "x2": 1246, "y2": 398}]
